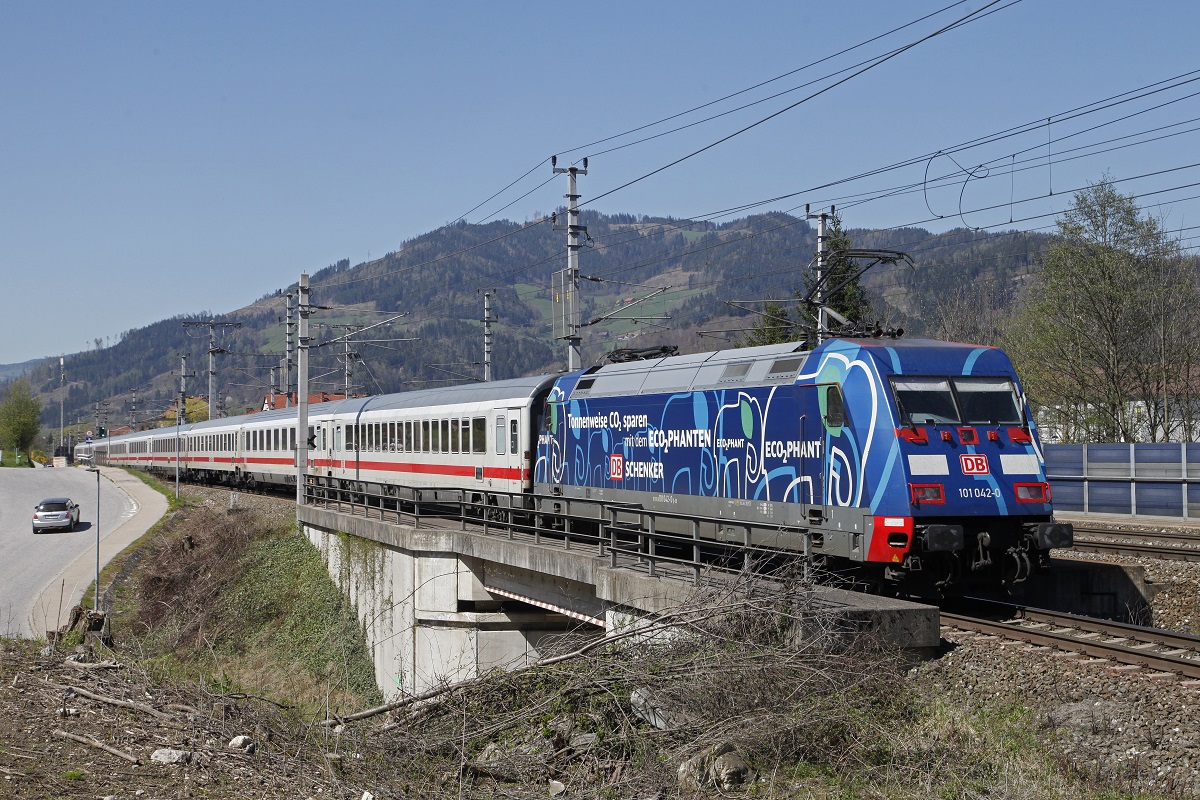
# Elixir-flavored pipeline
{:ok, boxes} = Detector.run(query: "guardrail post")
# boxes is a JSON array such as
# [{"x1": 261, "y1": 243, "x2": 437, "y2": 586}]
[
  {"x1": 1184, "y1": 442, "x2": 1190, "y2": 521},
  {"x1": 692, "y1": 519, "x2": 701, "y2": 585},
  {"x1": 1082, "y1": 443, "x2": 1089, "y2": 514},
  {"x1": 1129, "y1": 442, "x2": 1137, "y2": 517},
  {"x1": 646, "y1": 515, "x2": 656, "y2": 578}
]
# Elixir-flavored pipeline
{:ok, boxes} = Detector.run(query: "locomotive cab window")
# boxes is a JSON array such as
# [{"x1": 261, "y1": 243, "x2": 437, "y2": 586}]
[
  {"x1": 824, "y1": 385, "x2": 845, "y2": 429},
  {"x1": 952, "y1": 377, "x2": 1022, "y2": 425},
  {"x1": 891, "y1": 377, "x2": 960, "y2": 425}
]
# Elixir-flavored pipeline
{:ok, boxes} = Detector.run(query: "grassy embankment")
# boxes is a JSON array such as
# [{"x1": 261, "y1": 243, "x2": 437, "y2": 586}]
[{"x1": 89, "y1": 470, "x2": 381, "y2": 718}]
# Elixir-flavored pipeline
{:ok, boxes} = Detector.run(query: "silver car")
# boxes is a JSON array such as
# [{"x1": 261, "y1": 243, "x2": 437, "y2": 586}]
[{"x1": 33, "y1": 497, "x2": 80, "y2": 534}]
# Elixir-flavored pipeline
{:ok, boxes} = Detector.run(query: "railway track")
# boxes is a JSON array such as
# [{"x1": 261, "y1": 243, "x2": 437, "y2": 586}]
[
  {"x1": 941, "y1": 598, "x2": 1200, "y2": 679},
  {"x1": 1070, "y1": 524, "x2": 1200, "y2": 561},
  {"x1": 1073, "y1": 525, "x2": 1200, "y2": 544}
]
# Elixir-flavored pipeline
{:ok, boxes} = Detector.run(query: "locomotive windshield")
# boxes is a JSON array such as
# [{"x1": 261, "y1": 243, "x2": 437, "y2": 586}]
[
  {"x1": 891, "y1": 376, "x2": 1022, "y2": 426},
  {"x1": 952, "y1": 377, "x2": 1022, "y2": 424}
]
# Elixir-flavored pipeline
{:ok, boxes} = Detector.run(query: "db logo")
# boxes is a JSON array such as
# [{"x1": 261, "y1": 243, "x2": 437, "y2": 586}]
[
  {"x1": 960, "y1": 454, "x2": 989, "y2": 475},
  {"x1": 609, "y1": 454, "x2": 624, "y2": 481}
]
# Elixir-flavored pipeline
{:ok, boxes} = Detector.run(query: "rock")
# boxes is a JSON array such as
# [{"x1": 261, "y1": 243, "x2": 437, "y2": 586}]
[
  {"x1": 361, "y1": 793, "x2": 375, "y2": 800},
  {"x1": 549, "y1": 779, "x2": 567, "y2": 796},
  {"x1": 711, "y1": 750, "x2": 755, "y2": 789},
  {"x1": 228, "y1": 734, "x2": 255, "y2": 753},
  {"x1": 150, "y1": 748, "x2": 193, "y2": 765},
  {"x1": 678, "y1": 743, "x2": 750, "y2": 792}
]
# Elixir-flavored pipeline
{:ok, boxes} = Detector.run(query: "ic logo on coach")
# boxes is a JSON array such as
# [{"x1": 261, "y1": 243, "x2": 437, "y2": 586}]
[
  {"x1": 960, "y1": 454, "x2": 989, "y2": 475},
  {"x1": 609, "y1": 454, "x2": 624, "y2": 481}
]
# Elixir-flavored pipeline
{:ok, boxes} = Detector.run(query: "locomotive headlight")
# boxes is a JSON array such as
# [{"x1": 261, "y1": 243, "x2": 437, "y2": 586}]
[{"x1": 909, "y1": 483, "x2": 945, "y2": 505}]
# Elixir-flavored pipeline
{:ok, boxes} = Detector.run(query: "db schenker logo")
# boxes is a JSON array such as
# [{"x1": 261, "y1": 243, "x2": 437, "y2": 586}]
[
  {"x1": 960, "y1": 454, "x2": 989, "y2": 475},
  {"x1": 610, "y1": 454, "x2": 624, "y2": 481}
]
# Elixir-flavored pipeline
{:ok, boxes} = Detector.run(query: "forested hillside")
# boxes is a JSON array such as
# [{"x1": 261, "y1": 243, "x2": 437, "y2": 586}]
[{"x1": 8, "y1": 210, "x2": 1055, "y2": 432}]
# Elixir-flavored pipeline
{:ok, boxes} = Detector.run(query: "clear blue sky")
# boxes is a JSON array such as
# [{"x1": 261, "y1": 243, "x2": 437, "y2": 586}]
[{"x1": 3, "y1": 1, "x2": 1199, "y2": 365}]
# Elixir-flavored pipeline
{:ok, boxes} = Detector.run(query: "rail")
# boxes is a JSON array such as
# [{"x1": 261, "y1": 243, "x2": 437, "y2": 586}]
[
  {"x1": 943, "y1": 598, "x2": 1200, "y2": 679},
  {"x1": 1069, "y1": 525, "x2": 1200, "y2": 562}
]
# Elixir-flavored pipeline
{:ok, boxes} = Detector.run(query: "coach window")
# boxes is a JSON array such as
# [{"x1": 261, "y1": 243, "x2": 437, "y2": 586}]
[
  {"x1": 495, "y1": 416, "x2": 505, "y2": 455},
  {"x1": 510, "y1": 419, "x2": 519, "y2": 455},
  {"x1": 420, "y1": 420, "x2": 430, "y2": 453},
  {"x1": 440, "y1": 420, "x2": 450, "y2": 454},
  {"x1": 824, "y1": 385, "x2": 845, "y2": 430},
  {"x1": 449, "y1": 419, "x2": 459, "y2": 453},
  {"x1": 404, "y1": 421, "x2": 412, "y2": 452},
  {"x1": 460, "y1": 419, "x2": 470, "y2": 453},
  {"x1": 472, "y1": 417, "x2": 486, "y2": 453}
]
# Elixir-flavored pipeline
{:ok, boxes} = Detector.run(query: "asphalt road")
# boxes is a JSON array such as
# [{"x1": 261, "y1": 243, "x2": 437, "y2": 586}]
[{"x1": 0, "y1": 465, "x2": 135, "y2": 637}]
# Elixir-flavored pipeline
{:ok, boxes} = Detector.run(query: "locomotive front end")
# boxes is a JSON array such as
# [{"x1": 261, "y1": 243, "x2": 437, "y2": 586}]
[{"x1": 870, "y1": 343, "x2": 1074, "y2": 593}]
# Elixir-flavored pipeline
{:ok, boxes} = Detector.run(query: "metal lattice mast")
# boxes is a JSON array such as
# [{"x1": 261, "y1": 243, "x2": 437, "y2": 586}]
[
  {"x1": 807, "y1": 204, "x2": 833, "y2": 345},
  {"x1": 296, "y1": 273, "x2": 310, "y2": 509},
  {"x1": 285, "y1": 291, "x2": 295, "y2": 407},
  {"x1": 182, "y1": 319, "x2": 241, "y2": 419},
  {"x1": 552, "y1": 157, "x2": 587, "y2": 370},
  {"x1": 483, "y1": 291, "x2": 494, "y2": 381}
]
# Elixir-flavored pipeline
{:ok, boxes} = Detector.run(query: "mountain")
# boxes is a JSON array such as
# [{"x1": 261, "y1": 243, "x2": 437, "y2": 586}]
[{"x1": 5, "y1": 211, "x2": 1054, "y2": 435}]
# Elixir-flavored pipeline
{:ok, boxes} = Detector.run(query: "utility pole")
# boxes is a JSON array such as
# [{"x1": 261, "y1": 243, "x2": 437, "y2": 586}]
[
  {"x1": 343, "y1": 340, "x2": 356, "y2": 396},
  {"x1": 176, "y1": 354, "x2": 194, "y2": 499},
  {"x1": 58, "y1": 357, "x2": 64, "y2": 459},
  {"x1": 284, "y1": 291, "x2": 295, "y2": 407},
  {"x1": 552, "y1": 156, "x2": 587, "y2": 370},
  {"x1": 269, "y1": 366, "x2": 278, "y2": 410},
  {"x1": 321, "y1": 324, "x2": 365, "y2": 396},
  {"x1": 182, "y1": 320, "x2": 242, "y2": 420},
  {"x1": 483, "y1": 291, "x2": 494, "y2": 382},
  {"x1": 296, "y1": 273, "x2": 310, "y2": 509},
  {"x1": 806, "y1": 204, "x2": 833, "y2": 345}
]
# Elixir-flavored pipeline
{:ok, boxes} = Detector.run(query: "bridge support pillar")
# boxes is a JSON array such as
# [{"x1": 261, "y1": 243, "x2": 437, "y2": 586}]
[{"x1": 304, "y1": 525, "x2": 581, "y2": 697}]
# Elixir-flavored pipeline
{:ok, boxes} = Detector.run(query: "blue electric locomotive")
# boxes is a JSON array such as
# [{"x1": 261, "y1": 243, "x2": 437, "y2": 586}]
[{"x1": 534, "y1": 337, "x2": 1073, "y2": 594}]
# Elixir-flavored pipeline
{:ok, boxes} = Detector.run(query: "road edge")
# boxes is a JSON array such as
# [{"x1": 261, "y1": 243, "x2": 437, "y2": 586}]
[{"x1": 26, "y1": 466, "x2": 169, "y2": 640}]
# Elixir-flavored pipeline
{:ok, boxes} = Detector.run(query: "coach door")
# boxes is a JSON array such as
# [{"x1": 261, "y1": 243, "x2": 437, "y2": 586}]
[{"x1": 493, "y1": 408, "x2": 522, "y2": 494}]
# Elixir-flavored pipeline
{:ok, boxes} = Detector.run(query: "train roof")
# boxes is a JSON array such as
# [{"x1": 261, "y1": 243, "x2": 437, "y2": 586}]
[
  {"x1": 563, "y1": 338, "x2": 1006, "y2": 399},
  {"x1": 105, "y1": 374, "x2": 560, "y2": 440},
  {"x1": 567, "y1": 340, "x2": 809, "y2": 398},
  {"x1": 313, "y1": 374, "x2": 557, "y2": 417}
]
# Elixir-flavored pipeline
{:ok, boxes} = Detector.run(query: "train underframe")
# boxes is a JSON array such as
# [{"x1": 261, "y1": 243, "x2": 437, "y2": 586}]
[{"x1": 888, "y1": 516, "x2": 1075, "y2": 596}]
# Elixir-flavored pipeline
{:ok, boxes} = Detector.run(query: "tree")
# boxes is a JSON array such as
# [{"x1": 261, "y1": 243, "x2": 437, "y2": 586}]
[
  {"x1": 817, "y1": 214, "x2": 873, "y2": 326},
  {"x1": 1006, "y1": 178, "x2": 1200, "y2": 442},
  {"x1": 159, "y1": 397, "x2": 210, "y2": 427},
  {"x1": 0, "y1": 380, "x2": 42, "y2": 459},
  {"x1": 925, "y1": 275, "x2": 1012, "y2": 346},
  {"x1": 744, "y1": 213, "x2": 871, "y2": 346}
]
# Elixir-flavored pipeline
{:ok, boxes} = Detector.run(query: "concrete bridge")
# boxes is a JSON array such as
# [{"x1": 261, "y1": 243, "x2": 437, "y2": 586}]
[{"x1": 298, "y1": 503, "x2": 939, "y2": 697}]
